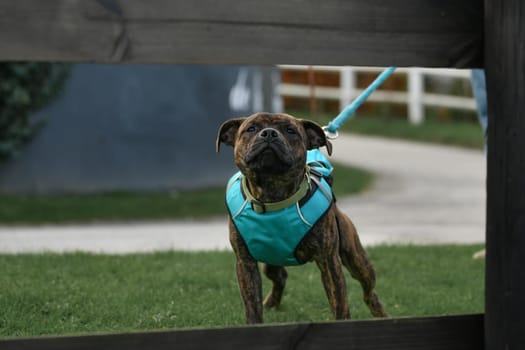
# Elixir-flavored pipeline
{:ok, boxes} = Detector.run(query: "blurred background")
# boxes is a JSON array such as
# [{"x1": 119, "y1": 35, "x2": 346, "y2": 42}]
[
  {"x1": 0, "y1": 64, "x2": 484, "y2": 224},
  {"x1": 0, "y1": 64, "x2": 480, "y2": 194},
  {"x1": 0, "y1": 64, "x2": 282, "y2": 194}
]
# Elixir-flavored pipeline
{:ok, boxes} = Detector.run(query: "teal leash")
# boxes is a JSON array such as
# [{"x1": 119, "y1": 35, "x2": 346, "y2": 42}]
[{"x1": 323, "y1": 66, "x2": 396, "y2": 139}]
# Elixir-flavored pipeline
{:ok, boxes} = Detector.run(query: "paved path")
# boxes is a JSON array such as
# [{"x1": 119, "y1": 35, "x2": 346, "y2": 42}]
[
  {"x1": 332, "y1": 134, "x2": 486, "y2": 245},
  {"x1": 0, "y1": 134, "x2": 486, "y2": 254}
]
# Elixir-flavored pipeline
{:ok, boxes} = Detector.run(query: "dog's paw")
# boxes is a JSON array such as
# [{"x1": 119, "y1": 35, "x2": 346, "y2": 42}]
[{"x1": 263, "y1": 293, "x2": 281, "y2": 309}]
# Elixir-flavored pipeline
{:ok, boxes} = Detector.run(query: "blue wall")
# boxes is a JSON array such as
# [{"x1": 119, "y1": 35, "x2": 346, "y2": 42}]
[{"x1": 0, "y1": 64, "x2": 281, "y2": 194}]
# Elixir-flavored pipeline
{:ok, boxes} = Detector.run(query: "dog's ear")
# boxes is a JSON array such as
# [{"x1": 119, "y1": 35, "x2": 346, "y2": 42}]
[
  {"x1": 216, "y1": 118, "x2": 246, "y2": 153},
  {"x1": 301, "y1": 120, "x2": 333, "y2": 156}
]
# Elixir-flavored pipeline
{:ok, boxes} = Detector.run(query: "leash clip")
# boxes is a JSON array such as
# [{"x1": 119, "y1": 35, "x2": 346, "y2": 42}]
[{"x1": 322, "y1": 126, "x2": 339, "y2": 140}]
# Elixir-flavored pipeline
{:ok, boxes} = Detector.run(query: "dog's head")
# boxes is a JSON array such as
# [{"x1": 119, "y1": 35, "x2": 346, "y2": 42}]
[{"x1": 217, "y1": 113, "x2": 332, "y2": 183}]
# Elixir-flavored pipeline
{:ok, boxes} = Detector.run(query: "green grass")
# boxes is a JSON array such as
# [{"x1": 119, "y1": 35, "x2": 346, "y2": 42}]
[
  {"x1": 0, "y1": 163, "x2": 371, "y2": 225},
  {"x1": 292, "y1": 111, "x2": 485, "y2": 150},
  {"x1": 0, "y1": 244, "x2": 484, "y2": 338},
  {"x1": 0, "y1": 189, "x2": 226, "y2": 225}
]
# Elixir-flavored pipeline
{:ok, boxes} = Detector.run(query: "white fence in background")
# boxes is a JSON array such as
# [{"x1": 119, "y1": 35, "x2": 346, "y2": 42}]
[{"x1": 278, "y1": 65, "x2": 477, "y2": 124}]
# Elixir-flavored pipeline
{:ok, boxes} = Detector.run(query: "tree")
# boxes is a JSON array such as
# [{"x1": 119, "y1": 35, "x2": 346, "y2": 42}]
[{"x1": 0, "y1": 63, "x2": 70, "y2": 162}]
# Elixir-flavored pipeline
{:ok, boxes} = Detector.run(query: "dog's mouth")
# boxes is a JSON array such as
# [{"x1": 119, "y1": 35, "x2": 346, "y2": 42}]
[{"x1": 244, "y1": 141, "x2": 294, "y2": 169}]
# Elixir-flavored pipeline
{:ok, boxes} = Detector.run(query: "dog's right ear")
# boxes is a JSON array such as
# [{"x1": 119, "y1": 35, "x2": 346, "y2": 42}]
[{"x1": 216, "y1": 118, "x2": 246, "y2": 153}]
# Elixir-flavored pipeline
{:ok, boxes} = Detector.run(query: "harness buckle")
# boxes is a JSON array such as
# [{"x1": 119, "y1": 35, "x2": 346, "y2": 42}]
[
  {"x1": 251, "y1": 199, "x2": 266, "y2": 214},
  {"x1": 308, "y1": 167, "x2": 323, "y2": 179}
]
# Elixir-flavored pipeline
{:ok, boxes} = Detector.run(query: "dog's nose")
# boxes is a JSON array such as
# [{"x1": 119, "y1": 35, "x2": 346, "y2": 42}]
[{"x1": 259, "y1": 128, "x2": 279, "y2": 141}]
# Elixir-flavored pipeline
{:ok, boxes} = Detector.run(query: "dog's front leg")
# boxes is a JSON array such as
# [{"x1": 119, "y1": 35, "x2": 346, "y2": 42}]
[
  {"x1": 316, "y1": 254, "x2": 351, "y2": 319},
  {"x1": 229, "y1": 221, "x2": 264, "y2": 324},
  {"x1": 235, "y1": 257, "x2": 263, "y2": 324}
]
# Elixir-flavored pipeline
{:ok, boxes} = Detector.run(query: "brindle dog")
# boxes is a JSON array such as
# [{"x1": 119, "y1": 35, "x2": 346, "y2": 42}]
[{"x1": 217, "y1": 112, "x2": 387, "y2": 324}]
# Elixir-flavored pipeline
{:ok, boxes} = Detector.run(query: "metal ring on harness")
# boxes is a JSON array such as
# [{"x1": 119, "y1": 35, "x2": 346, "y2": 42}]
[{"x1": 322, "y1": 126, "x2": 339, "y2": 140}]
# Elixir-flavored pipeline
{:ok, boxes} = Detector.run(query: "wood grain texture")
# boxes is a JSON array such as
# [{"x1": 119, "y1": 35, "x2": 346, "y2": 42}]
[
  {"x1": 485, "y1": 0, "x2": 525, "y2": 349},
  {"x1": 0, "y1": 0, "x2": 483, "y2": 67},
  {"x1": 0, "y1": 314, "x2": 483, "y2": 350}
]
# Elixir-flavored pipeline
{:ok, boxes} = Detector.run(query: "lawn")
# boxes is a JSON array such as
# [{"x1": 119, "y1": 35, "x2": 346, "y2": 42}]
[
  {"x1": 0, "y1": 244, "x2": 484, "y2": 338},
  {"x1": 0, "y1": 162, "x2": 371, "y2": 225}
]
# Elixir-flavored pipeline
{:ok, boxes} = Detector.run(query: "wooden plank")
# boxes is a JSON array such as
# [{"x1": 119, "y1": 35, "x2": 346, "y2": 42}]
[
  {"x1": 0, "y1": 1, "x2": 119, "y2": 62},
  {"x1": 0, "y1": 0, "x2": 482, "y2": 67},
  {"x1": 0, "y1": 314, "x2": 483, "y2": 350},
  {"x1": 484, "y1": 1, "x2": 525, "y2": 349}
]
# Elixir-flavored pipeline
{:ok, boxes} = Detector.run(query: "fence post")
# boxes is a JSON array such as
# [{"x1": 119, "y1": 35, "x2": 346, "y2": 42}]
[
  {"x1": 485, "y1": 0, "x2": 525, "y2": 349},
  {"x1": 408, "y1": 68, "x2": 424, "y2": 124},
  {"x1": 340, "y1": 66, "x2": 355, "y2": 110}
]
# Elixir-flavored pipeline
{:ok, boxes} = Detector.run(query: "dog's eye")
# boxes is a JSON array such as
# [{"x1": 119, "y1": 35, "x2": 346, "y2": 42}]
[
  {"x1": 286, "y1": 127, "x2": 297, "y2": 135},
  {"x1": 246, "y1": 126, "x2": 256, "y2": 133}
]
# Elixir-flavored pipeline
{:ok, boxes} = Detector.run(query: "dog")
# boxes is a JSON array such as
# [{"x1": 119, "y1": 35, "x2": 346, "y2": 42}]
[{"x1": 216, "y1": 112, "x2": 387, "y2": 324}]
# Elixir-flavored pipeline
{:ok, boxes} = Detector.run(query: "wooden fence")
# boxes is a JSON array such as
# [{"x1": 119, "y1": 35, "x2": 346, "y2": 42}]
[
  {"x1": 1, "y1": 314, "x2": 483, "y2": 350},
  {"x1": 0, "y1": 1, "x2": 482, "y2": 67},
  {"x1": 279, "y1": 65, "x2": 476, "y2": 124},
  {"x1": 0, "y1": 0, "x2": 523, "y2": 349}
]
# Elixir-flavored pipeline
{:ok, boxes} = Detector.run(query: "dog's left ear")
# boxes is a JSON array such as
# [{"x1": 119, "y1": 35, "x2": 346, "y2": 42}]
[
  {"x1": 301, "y1": 120, "x2": 333, "y2": 156},
  {"x1": 216, "y1": 118, "x2": 246, "y2": 153}
]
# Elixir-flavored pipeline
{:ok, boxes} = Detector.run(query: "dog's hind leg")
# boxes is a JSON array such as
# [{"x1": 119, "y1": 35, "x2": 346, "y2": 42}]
[
  {"x1": 262, "y1": 264, "x2": 287, "y2": 308},
  {"x1": 336, "y1": 209, "x2": 388, "y2": 317}
]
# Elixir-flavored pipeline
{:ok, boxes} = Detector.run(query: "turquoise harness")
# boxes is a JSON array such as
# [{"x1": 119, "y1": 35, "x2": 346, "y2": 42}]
[{"x1": 225, "y1": 149, "x2": 334, "y2": 266}]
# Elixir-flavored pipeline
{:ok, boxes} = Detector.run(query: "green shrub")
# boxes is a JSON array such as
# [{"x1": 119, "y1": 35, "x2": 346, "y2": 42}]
[{"x1": 0, "y1": 63, "x2": 70, "y2": 162}]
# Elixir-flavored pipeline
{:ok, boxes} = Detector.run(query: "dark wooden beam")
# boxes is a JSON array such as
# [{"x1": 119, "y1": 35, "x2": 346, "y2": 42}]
[
  {"x1": 0, "y1": 0, "x2": 483, "y2": 67},
  {"x1": 484, "y1": 1, "x2": 525, "y2": 349},
  {"x1": 0, "y1": 314, "x2": 483, "y2": 350}
]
